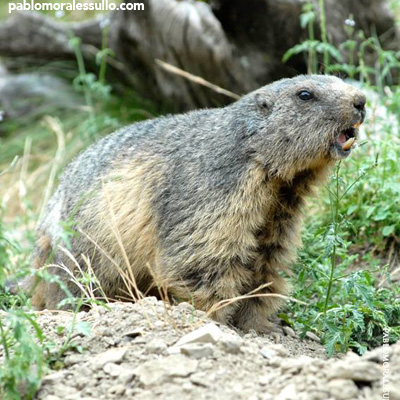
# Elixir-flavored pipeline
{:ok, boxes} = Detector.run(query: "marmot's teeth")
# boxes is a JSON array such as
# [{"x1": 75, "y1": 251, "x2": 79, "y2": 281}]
[
  {"x1": 353, "y1": 121, "x2": 361, "y2": 129},
  {"x1": 342, "y1": 137, "x2": 355, "y2": 150}
]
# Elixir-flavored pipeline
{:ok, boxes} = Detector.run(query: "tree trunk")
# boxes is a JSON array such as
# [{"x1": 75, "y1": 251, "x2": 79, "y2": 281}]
[{"x1": 0, "y1": 0, "x2": 398, "y2": 109}]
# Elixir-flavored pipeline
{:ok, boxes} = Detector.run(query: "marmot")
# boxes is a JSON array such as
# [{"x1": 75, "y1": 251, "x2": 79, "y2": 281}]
[{"x1": 28, "y1": 75, "x2": 366, "y2": 332}]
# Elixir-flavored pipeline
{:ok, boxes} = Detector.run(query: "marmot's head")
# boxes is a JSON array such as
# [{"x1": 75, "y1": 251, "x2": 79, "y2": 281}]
[{"x1": 239, "y1": 75, "x2": 366, "y2": 178}]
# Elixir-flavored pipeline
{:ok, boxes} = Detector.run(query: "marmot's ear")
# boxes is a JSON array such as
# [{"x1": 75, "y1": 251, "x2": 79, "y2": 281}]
[{"x1": 255, "y1": 92, "x2": 271, "y2": 114}]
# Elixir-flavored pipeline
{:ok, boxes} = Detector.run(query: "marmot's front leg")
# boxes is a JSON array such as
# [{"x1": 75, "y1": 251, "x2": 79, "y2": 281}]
[{"x1": 233, "y1": 272, "x2": 289, "y2": 333}]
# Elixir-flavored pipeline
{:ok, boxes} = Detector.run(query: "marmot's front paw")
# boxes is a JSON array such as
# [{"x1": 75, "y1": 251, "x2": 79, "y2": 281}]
[{"x1": 236, "y1": 318, "x2": 279, "y2": 335}]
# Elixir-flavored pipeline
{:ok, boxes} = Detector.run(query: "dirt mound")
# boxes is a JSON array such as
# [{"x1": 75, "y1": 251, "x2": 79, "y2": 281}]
[{"x1": 34, "y1": 298, "x2": 399, "y2": 400}]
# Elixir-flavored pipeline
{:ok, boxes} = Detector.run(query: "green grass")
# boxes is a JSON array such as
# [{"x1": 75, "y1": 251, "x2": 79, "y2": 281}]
[{"x1": 280, "y1": 0, "x2": 400, "y2": 355}]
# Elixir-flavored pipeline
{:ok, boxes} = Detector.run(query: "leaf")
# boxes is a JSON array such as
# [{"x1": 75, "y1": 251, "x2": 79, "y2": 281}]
[
  {"x1": 282, "y1": 41, "x2": 319, "y2": 63},
  {"x1": 73, "y1": 321, "x2": 91, "y2": 337},
  {"x1": 324, "y1": 330, "x2": 344, "y2": 356},
  {"x1": 382, "y1": 225, "x2": 395, "y2": 237}
]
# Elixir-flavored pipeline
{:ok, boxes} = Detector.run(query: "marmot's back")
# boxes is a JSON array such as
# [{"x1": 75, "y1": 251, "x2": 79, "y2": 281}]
[{"x1": 30, "y1": 75, "x2": 366, "y2": 333}]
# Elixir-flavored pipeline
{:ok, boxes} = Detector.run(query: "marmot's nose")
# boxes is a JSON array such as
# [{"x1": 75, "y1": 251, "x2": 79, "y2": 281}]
[{"x1": 353, "y1": 95, "x2": 366, "y2": 112}]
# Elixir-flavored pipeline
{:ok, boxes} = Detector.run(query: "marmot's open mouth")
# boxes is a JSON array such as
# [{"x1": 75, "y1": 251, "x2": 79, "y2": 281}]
[{"x1": 336, "y1": 121, "x2": 361, "y2": 155}]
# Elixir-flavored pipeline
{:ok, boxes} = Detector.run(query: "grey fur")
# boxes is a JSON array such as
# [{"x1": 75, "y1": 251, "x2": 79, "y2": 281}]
[{"x1": 30, "y1": 75, "x2": 366, "y2": 332}]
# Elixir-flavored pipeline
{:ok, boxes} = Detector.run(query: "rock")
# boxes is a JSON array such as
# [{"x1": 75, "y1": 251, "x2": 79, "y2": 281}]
[
  {"x1": 276, "y1": 383, "x2": 298, "y2": 400},
  {"x1": 43, "y1": 396, "x2": 62, "y2": 400},
  {"x1": 178, "y1": 302, "x2": 195, "y2": 312},
  {"x1": 180, "y1": 343, "x2": 214, "y2": 359},
  {"x1": 259, "y1": 375, "x2": 273, "y2": 386},
  {"x1": 327, "y1": 379, "x2": 359, "y2": 400},
  {"x1": 117, "y1": 368, "x2": 136, "y2": 385},
  {"x1": 261, "y1": 344, "x2": 289, "y2": 360},
  {"x1": 42, "y1": 371, "x2": 68, "y2": 384},
  {"x1": 218, "y1": 334, "x2": 244, "y2": 354},
  {"x1": 64, "y1": 354, "x2": 86, "y2": 366},
  {"x1": 190, "y1": 372, "x2": 210, "y2": 387},
  {"x1": 174, "y1": 323, "x2": 223, "y2": 347},
  {"x1": 305, "y1": 331, "x2": 321, "y2": 343},
  {"x1": 260, "y1": 394, "x2": 274, "y2": 400},
  {"x1": 386, "y1": 384, "x2": 400, "y2": 400},
  {"x1": 145, "y1": 339, "x2": 167, "y2": 355},
  {"x1": 327, "y1": 360, "x2": 381, "y2": 382},
  {"x1": 283, "y1": 326, "x2": 297, "y2": 338},
  {"x1": 92, "y1": 347, "x2": 127, "y2": 369},
  {"x1": 280, "y1": 356, "x2": 314, "y2": 373},
  {"x1": 103, "y1": 362, "x2": 124, "y2": 377},
  {"x1": 108, "y1": 384, "x2": 126, "y2": 395},
  {"x1": 134, "y1": 355, "x2": 198, "y2": 386},
  {"x1": 362, "y1": 345, "x2": 393, "y2": 363}
]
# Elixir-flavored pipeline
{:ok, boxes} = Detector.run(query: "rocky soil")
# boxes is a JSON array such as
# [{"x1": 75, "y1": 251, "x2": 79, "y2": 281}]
[{"x1": 32, "y1": 298, "x2": 399, "y2": 400}]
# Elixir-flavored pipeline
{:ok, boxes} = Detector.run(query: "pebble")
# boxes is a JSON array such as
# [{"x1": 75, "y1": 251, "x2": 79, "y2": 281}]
[
  {"x1": 64, "y1": 354, "x2": 86, "y2": 366},
  {"x1": 103, "y1": 362, "x2": 124, "y2": 377},
  {"x1": 261, "y1": 344, "x2": 289, "y2": 360},
  {"x1": 174, "y1": 323, "x2": 223, "y2": 347},
  {"x1": 133, "y1": 355, "x2": 198, "y2": 386},
  {"x1": 276, "y1": 383, "x2": 297, "y2": 400},
  {"x1": 327, "y1": 360, "x2": 381, "y2": 381},
  {"x1": 42, "y1": 371, "x2": 68, "y2": 384},
  {"x1": 92, "y1": 347, "x2": 127, "y2": 369},
  {"x1": 305, "y1": 331, "x2": 321, "y2": 343},
  {"x1": 362, "y1": 345, "x2": 393, "y2": 363},
  {"x1": 218, "y1": 334, "x2": 244, "y2": 354},
  {"x1": 145, "y1": 338, "x2": 168, "y2": 355},
  {"x1": 180, "y1": 343, "x2": 214, "y2": 359},
  {"x1": 327, "y1": 379, "x2": 359, "y2": 400},
  {"x1": 178, "y1": 302, "x2": 195, "y2": 312},
  {"x1": 283, "y1": 326, "x2": 297, "y2": 338}
]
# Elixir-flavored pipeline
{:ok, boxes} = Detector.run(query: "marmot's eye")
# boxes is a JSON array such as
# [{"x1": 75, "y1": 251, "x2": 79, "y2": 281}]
[{"x1": 298, "y1": 91, "x2": 314, "y2": 101}]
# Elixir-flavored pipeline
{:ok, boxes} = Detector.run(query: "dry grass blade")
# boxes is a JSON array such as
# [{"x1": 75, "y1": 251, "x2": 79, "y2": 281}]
[
  {"x1": 38, "y1": 117, "x2": 66, "y2": 222},
  {"x1": 155, "y1": 59, "x2": 241, "y2": 101},
  {"x1": 206, "y1": 282, "x2": 307, "y2": 317},
  {"x1": 102, "y1": 183, "x2": 143, "y2": 302}
]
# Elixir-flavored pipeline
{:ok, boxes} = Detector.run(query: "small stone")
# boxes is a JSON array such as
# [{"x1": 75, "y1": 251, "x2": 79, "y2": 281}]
[
  {"x1": 362, "y1": 345, "x2": 393, "y2": 363},
  {"x1": 103, "y1": 362, "x2": 124, "y2": 377},
  {"x1": 43, "y1": 396, "x2": 62, "y2": 400},
  {"x1": 182, "y1": 382, "x2": 194, "y2": 391},
  {"x1": 92, "y1": 347, "x2": 127, "y2": 369},
  {"x1": 282, "y1": 326, "x2": 296, "y2": 338},
  {"x1": 280, "y1": 356, "x2": 313, "y2": 373},
  {"x1": 42, "y1": 371, "x2": 67, "y2": 384},
  {"x1": 261, "y1": 347, "x2": 277, "y2": 360},
  {"x1": 261, "y1": 344, "x2": 289, "y2": 359},
  {"x1": 178, "y1": 302, "x2": 195, "y2": 312},
  {"x1": 305, "y1": 331, "x2": 321, "y2": 343},
  {"x1": 218, "y1": 334, "x2": 243, "y2": 354},
  {"x1": 64, "y1": 354, "x2": 86, "y2": 366},
  {"x1": 180, "y1": 343, "x2": 214, "y2": 359},
  {"x1": 174, "y1": 323, "x2": 223, "y2": 347},
  {"x1": 117, "y1": 368, "x2": 136, "y2": 384},
  {"x1": 190, "y1": 372, "x2": 209, "y2": 387},
  {"x1": 134, "y1": 354, "x2": 198, "y2": 386},
  {"x1": 386, "y1": 384, "x2": 400, "y2": 400},
  {"x1": 328, "y1": 360, "x2": 381, "y2": 382},
  {"x1": 108, "y1": 384, "x2": 126, "y2": 395},
  {"x1": 103, "y1": 336, "x2": 116, "y2": 346},
  {"x1": 260, "y1": 394, "x2": 274, "y2": 400},
  {"x1": 259, "y1": 375, "x2": 273, "y2": 386},
  {"x1": 327, "y1": 379, "x2": 359, "y2": 400},
  {"x1": 276, "y1": 383, "x2": 297, "y2": 400},
  {"x1": 145, "y1": 339, "x2": 167, "y2": 355}
]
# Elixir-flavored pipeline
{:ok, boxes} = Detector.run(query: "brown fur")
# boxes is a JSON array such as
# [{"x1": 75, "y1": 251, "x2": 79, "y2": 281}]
[{"x1": 29, "y1": 75, "x2": 366, "y2": 332}]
